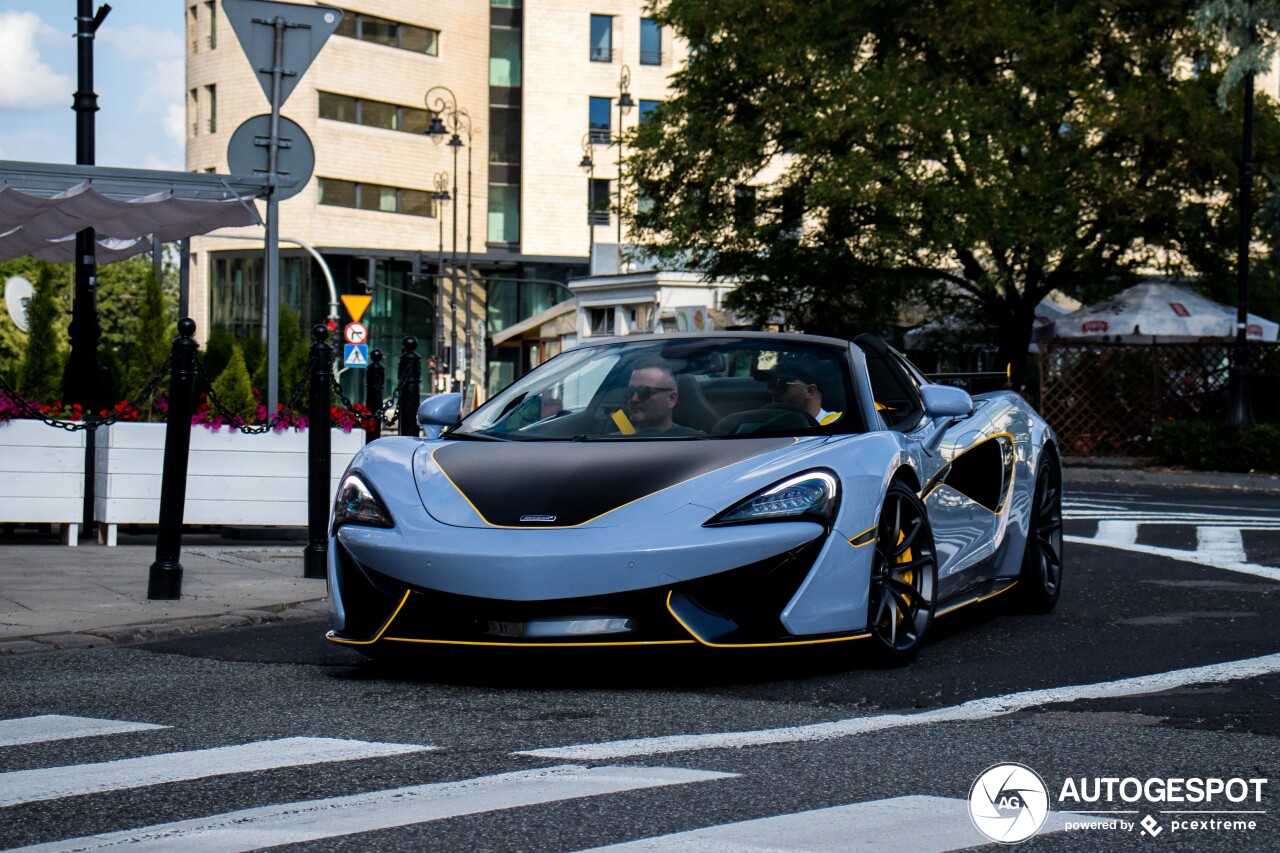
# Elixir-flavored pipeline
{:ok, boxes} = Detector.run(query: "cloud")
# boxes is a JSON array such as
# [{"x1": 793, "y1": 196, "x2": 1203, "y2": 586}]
[{"x1": 0, "y1": 11, "x2": 73, "y2": 111}]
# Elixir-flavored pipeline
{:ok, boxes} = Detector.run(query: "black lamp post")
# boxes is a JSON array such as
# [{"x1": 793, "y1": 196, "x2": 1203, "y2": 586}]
[
  {"x1": 1227, "y1": 3, "x2": 1257, "y2": 429},
  {"x1": 616, "y1": 65, "x2": 634, "y2": 271},
  {"x1": 431, "y1": 171, "x2": 450, "y2": 388},
  {"x1": 64, "y1": 0, "x2": 111, "y2": 410},
  {"x1": 425, "y1": 86, "x2": 474, "y2": 394},
  {"x1": 581, "y1": 132, "x2": 595, "y2": 270}
]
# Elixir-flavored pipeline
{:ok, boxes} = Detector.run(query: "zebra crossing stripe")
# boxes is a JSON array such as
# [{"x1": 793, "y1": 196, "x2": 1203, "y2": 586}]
[
  {"x1": 576, "y1": 795, "x2": 1091, "y2": 852},
  {"x1": 516, "y1": 652, "x2": 1280, "y2": 760},
  {"x1": 7, "y1": 765, "x2": 734, "y2": 853},
  {"x1": 0, "y1": 737, "x2": 433, "y2": 808},
  {"x1": 1065, "y1": 535, "x2": 1280, "y2": 581},
  {"x1": 0, "y1": 716, "x2": 167, "y2": 748}
]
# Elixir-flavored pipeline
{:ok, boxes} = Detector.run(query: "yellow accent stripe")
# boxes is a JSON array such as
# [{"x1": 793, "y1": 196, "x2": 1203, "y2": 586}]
[
  {"x1": 379, "y1": 636, "x2": 697, "y2": 648},
  {"x1": 848, "y1": 526, "x2": 876, "y2": 548},
  {"x1": 324, "y1": 590, "x2": 413, "y2": 646},
  {"x1": 819, "y1": 411, "x2": 842, "y2": 425},
  {"x1": 610, "y1": 408, "x2": 637, "y2": 435},
  {"x1": 935, "y1": 579, "x2": 1019, "y2": 617},
  {"x1": 665, "y1": 591, "x2": 871, "y2": 648}
]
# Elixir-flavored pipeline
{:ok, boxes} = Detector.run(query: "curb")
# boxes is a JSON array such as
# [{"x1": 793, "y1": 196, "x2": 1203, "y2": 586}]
[
  {"x1": 0, "y1": 599, "x2": 328, "y2": 656},
  {"x1": 1063, "y1": 463, "x2": 1280, "y2": 493}
]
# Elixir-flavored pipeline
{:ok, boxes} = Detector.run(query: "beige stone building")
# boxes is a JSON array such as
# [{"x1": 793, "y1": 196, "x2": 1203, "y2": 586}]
[{"x1": 185, "y1": 0, "x2": 685, "y2": 397}]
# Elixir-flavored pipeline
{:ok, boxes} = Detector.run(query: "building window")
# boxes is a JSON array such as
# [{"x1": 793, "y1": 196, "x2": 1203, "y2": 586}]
[
  {"x1": 639, "y1": 99, "x2": 660, "y2": 123},
  {"x1": 734, "y1": 185, "x2": 757, "y2": 229},
  {"x1": 639, "y1": 18, "x2": 661, "y2": 65},
  {"x1": 588, "y1": 96, "x2": 611, "y2": 143},
  {"x1": 588, "y1": 307, "x2": 614, "y2": 336},
  {"x1": 206, "y1": 1, "x2": 217, "y2": 49},
  {"x1": 335, "y1": 9, "x2": 439, "y2": 56},
  {"x1": 491, "y1": 0, "x2": 521, "y2": 6},
  {"x1": 488, "y1": 185, "x2": 520, "y2": 243},
  {"x1": 205, "y1": 84, "x2": 217, "y2": 133},
  {"x1": 489, "y1": 106, "x2": 521, "y2": 164},
  {"x1": 589, "y1": 178, "x2": 611, "y2": 225},
  {"x1": 319, "y1": 92, "x2": 430, "y2": 134},
  {"x1": 188, "y1": 88, "x2": 198, "y2": 136},
  {"x1": 490, "y1": 27, "x2": 521, "y2": 86},
  {"x1": 590, "y1": 15, "x2": 613, "y2": 62},
  {"x1": 188, "y1": 5, "x2": 198, "y2": 52},
  {"x1": 318, "y1": 177, "x2": 437, "y2": 217}
]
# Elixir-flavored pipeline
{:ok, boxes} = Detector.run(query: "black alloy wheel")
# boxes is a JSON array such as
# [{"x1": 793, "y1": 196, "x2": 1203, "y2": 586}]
[
  {"x1": 1017, "y1": 453, "x2": 1064, "y2": 613},
  {"x1": 867, "y1": 481, "x2": 937, "y2": 663}
]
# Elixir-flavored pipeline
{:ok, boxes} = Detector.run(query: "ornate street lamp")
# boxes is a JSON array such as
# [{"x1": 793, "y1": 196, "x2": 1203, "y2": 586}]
[
  {"x1": 581, "y1": 132, "x2": 595, "y2": 271},
  {"x1": 425, "y1": 86, "x2": 476, "y2": 393},
  {"x1": 616, "y1": 65, "x2": 634, "y2": 270},
  {"x1": 432, "y1": 171, "x2": 450, "y2": 386}
]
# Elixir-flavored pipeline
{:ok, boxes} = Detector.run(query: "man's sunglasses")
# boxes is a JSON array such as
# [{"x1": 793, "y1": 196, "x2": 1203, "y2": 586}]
[{"x1": 625, "y1": 385, "x2": 676, "y2": 401}]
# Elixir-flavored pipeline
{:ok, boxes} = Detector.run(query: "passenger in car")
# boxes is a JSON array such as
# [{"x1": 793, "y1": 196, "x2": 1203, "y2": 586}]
[
  {"x1": 621, "y1": 359, "x2": 703, "y2": 436},
  {"x1": 761, "y1": 354, "x2": 843, "y2": 425}
]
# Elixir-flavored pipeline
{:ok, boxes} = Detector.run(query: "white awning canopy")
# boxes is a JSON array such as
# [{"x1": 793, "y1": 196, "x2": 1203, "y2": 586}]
[
  {"x1": 0, "y1": 160, "x2": 281, "y2": 263},
  {"x1": 1054, "y1": 282, "x2": 1279, "y2": 342}
]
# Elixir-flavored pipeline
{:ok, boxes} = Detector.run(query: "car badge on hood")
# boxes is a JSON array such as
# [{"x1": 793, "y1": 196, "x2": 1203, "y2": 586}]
[{"x1": 520, "y1": 515, "x2": 558, "y2": 523}]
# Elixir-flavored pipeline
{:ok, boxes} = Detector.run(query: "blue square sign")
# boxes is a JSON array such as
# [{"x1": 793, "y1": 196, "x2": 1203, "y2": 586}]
[{"x1": 343, "y1": 344, "x2": 369, "y2": 368}]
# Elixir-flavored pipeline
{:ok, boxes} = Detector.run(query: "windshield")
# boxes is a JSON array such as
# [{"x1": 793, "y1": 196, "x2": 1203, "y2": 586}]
[{"x1": 457, "y1": 336, "x2": 860, "y2": 440}]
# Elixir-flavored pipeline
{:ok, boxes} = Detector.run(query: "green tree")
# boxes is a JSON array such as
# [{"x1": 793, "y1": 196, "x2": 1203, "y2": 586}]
[
  {"x1": 16, "y1": 262, "x2": 70, "y2": 403},
  {"x1": 628, "y1": 0, "x2": 1280, "y2": 384},
  {"x1": 210, "y1": 343, "x2": 256, "y2": 424}
]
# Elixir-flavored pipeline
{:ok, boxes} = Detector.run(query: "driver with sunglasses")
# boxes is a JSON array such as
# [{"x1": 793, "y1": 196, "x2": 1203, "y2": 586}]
[
  {"x1": 623, "y1": 359, "x2": 702, "y2": 436},
  {"x1": 762, "y1": 354, "x2": 842, "y2": 426}
]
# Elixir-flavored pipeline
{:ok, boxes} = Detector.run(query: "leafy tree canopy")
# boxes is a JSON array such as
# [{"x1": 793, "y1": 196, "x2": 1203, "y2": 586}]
[{"x1": 629, "y1": 0, "x2": 1280, "y2": 383}]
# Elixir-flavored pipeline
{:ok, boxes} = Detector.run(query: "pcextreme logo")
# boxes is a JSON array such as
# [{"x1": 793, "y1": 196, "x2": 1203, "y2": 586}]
[{"x1": 968, "y1": 763, "x2": 1050, "y2": 843}]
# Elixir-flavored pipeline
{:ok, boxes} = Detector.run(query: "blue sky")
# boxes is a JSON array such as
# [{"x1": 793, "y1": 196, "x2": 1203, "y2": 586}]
[{"x1": 0, "y1": 1, "x2": 185, "y2": 170}]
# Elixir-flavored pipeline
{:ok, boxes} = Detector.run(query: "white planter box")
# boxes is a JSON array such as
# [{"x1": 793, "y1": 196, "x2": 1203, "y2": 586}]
[
  {"x1": 0, "y1": 419, "x2": 86, "y2": 544},
  {"x1": 94, "y1": 422, "x2": 365, "y2": 545}
]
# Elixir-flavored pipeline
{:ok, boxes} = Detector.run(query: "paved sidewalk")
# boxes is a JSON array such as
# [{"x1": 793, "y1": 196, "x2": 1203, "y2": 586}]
[
  {"x1": 0, "y1": 532, "x2": 326, "y2": 655},
  {"x1": 1, "y1": 460, "x2": 1275, "y2": 656}
]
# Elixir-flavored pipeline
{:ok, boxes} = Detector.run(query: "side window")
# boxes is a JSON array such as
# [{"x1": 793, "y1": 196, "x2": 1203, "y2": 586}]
[{"x1": 857, "y1": 337, "x2": 923, "y2": 431}]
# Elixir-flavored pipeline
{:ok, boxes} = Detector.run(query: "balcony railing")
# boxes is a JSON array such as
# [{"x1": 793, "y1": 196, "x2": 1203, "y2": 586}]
[
  {"x1": 639, "y1": 49, "x2": 661, "y2": 66},
  {"x1": 590, "y1": 46, "x2": 615, "y2": 62},
  {"x1": 588, "y1": 209, "x2": 610, "y2": 225},
  {"x1": 588, "y1": 127, "x2": 611, "y2": 144}
]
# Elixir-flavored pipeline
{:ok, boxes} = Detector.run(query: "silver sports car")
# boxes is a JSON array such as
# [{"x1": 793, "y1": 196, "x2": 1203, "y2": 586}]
[{"x1": 326, "y1": 332, "x2": 1063, "y2": 663}]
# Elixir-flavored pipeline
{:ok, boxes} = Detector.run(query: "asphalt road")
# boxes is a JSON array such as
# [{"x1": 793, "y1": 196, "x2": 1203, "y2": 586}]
[{"x1": 0, "y1": 482, "x2": 1277, "y2": 852}]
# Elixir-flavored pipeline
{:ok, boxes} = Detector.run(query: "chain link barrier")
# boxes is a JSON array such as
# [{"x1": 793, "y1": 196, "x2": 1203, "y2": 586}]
[
  {"x1": 0, "y1": 357, "x2": 173, "y2": 433},
  {"x1": 330, "y1": 368, "x2": 413, "y2": 431},
  {"x1": 191, "y1": 353, "x2": 311, "y2": 435}
]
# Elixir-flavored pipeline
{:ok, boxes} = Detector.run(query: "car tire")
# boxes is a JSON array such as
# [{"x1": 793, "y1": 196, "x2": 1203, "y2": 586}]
[
  {"x1": 1016, "y1": 452, "x2": 1064, "y2": 614},
  {"x1": 866, "y1": 480, "x2": 937, "y2": 664}
]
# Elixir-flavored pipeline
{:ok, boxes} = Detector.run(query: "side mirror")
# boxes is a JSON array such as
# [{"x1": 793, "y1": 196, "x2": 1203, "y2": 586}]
[
  {"x1": 416, "y1": 392, "x2": 463, "y2": 439},
  {"x1": 920, "y1": 384, "x2": 974, "y2": 418}
]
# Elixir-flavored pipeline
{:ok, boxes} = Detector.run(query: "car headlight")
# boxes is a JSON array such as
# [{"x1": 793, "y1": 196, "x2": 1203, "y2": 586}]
[
  {"x1": 332, "y1": 473, "x2": 394, "y2": 533},
  {"x1": 706, "y1": 470, "x2": 839, "y2": 527}
]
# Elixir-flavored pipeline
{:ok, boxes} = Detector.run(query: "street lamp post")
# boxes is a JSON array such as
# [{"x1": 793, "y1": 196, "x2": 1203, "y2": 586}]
[
  {"x1": 1227, "y1": 3, "x2": 1257, "y2": 429},
  {"x1": 425, "y1": 86, "x2": 474, "y2": 393},
  {"x1": 580, "y1": 132, "x2": 595, "y2": 271},
  {"x1": 616, "y1": 65, "x2": 634, "y2": 272},
  {"x1": 432, "y1": 172, "x2": 450, "y2": 388}
]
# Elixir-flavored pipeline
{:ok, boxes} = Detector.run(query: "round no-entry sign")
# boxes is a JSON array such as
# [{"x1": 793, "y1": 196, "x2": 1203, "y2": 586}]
[{"x1": 344, "y1": 322, "x2": 368, "y2": 345}]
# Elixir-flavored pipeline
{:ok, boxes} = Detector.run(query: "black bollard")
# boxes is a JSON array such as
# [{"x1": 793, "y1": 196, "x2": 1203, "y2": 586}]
[
  {"x1": 365, "y1": 349, "x2": 385, "y2": 443},
  {"x1": 398, "y1": 336, "x2": 421, "y2": 437},
  {"x1": 304, "y1": 325, "x2": 333, "y2": 579},
  {"x1": 148, "y1": 318, "x2": 198, "y2": 600}
]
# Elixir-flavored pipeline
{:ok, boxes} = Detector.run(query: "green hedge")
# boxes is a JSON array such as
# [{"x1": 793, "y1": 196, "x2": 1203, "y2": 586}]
[{"x1": 1153, "y1": 421, "x2": 1280, "y2": 473}]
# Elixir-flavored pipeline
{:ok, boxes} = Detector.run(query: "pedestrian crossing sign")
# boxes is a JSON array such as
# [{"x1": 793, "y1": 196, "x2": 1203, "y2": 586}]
[{"x1": 344, "y1": 344, "x2": 369, "y2": 368}]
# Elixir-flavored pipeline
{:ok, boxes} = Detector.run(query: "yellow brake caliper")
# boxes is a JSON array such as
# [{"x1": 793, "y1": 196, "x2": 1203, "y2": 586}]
[{"x1": 894, "y1": 530, "x2": 913, "y2": 623}]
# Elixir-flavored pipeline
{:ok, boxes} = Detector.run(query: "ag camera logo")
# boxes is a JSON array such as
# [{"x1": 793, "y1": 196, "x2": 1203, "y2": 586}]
[{"x1": 969, "y1": 763, "x2": 1050, "y2": 843}]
